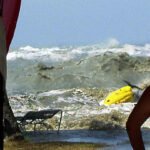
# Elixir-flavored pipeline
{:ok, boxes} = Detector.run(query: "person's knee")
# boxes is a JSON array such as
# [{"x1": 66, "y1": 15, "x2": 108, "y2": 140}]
[
  {"x1": 126, "y1": 118, "x2": 141, "y2": 133},
  {"x1": 126, "y1": 119, "x2": 132, "y2": 132}
]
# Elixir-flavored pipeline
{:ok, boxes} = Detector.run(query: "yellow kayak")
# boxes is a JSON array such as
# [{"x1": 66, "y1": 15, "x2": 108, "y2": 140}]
[{"x1": 103, "y1": 86, "x2": 134, "y2": 106}]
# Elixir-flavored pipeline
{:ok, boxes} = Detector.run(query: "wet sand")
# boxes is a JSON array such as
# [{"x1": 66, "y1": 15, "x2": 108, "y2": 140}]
[{"x1": 24, "y1": 129, "x2": 150, "y2": 150}]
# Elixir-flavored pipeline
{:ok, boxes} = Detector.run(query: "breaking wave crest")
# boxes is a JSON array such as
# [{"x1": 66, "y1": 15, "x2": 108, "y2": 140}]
[{"x1": 7, "y1": 40, "x2": 150, "y2": 62}]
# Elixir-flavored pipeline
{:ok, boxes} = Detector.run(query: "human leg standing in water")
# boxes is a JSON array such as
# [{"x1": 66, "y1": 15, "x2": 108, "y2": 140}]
[{"x1": 126, "y1": 86, "x2": 150, "y2": 150}]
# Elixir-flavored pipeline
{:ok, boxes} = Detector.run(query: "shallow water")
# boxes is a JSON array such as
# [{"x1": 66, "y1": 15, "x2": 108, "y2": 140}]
[{"x1": 24, "y1": 129, "x2": 150, "y2": 150}]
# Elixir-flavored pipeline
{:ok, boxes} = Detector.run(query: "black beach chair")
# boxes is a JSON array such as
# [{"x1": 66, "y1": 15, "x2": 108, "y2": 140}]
[{"x1": 16, "y1": 109, "x2": 63, "y2": 134}]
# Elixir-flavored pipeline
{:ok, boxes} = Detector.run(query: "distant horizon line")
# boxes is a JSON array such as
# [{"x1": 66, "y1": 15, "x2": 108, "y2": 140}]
[{"x1": 10, "y1": 41, "x2": 150, "y2": 49}]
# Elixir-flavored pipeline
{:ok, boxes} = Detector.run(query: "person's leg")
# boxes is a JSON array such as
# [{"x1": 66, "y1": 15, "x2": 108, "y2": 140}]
[
  {"x1": 0, "y1": 16, "x2": 6, "y2": 150},
  {"x1": 0, "y1": 16, "x2": 7, "y2": 79},
  {"x1": 126, "y1": 87, "x2": 150, "y2": 150}
]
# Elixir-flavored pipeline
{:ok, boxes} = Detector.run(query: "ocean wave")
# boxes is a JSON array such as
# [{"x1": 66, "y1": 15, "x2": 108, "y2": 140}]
[
  {"x1": 7, "y1": 41, "x2": 150, "y2": 62},
  {"x1": 7, "y1": 51, "x2": 150, "y2": 93}
]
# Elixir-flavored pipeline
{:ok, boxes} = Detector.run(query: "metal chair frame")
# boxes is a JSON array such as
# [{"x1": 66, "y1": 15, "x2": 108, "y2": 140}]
[{"x1": 16, "y1": 109, "x2": 63, "y2": 134}]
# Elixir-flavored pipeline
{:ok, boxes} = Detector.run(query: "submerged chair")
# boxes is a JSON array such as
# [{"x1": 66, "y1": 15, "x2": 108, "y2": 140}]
[{"x1": 16, "y1": 109, "x2": 63, "y2": 134}]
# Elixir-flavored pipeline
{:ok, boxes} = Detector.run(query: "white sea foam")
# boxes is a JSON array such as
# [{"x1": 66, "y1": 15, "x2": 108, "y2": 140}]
[
  {"x1": 7, "y1": 46, "x2": 72, "y2": 62},
  {"x1": 38, "y1": 89, "x2": 72, "y2": 97},
  {"x1": 37, "y1": 89, "x2": 136, "y2": 116},
  {"x1": 7, "y1": 39, "x2": 150, "y2": 62}
]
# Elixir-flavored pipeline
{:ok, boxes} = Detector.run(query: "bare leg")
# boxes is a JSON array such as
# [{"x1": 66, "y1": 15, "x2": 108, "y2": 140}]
[{"x1": 126, "y1": 87, "x2": 150, "y2": 150}]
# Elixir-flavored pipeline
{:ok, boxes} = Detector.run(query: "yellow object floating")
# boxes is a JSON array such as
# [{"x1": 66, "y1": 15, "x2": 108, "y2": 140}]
[{"x1": 103, "y1": 86, "x2": 134, "y2": 106}]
